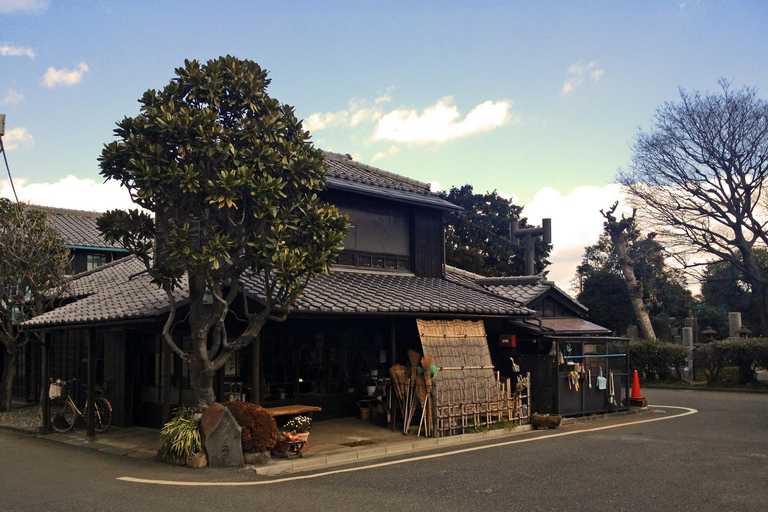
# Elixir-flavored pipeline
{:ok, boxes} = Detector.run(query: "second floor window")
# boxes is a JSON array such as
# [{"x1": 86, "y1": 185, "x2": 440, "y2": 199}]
[{"x1": 87, "y1": 253, "x2": 108, "y2": 271}]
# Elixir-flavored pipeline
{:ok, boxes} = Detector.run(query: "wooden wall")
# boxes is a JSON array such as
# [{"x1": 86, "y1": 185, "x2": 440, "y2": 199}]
[{"x1": 412, "y1": 209, "x2": 444, "y2": 278}]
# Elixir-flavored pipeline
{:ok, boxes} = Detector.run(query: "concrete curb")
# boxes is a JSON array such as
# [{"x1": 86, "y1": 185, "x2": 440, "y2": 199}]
[{"x1": 252, "y1": 423, "x2": 534, "y2": 476}]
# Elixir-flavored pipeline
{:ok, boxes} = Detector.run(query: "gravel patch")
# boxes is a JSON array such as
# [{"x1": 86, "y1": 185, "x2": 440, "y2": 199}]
[{"x1": 0, "y1": 404, "x2": 43, "y2": 432}]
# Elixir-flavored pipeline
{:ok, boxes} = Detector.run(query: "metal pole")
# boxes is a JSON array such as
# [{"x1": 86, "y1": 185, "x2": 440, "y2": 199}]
[
  {"x1": 86, "y1": 328, "x2": 96, "y2": 439},
  {"x1": 40, "y1": 332, "x2": 50, "y2": 433}
]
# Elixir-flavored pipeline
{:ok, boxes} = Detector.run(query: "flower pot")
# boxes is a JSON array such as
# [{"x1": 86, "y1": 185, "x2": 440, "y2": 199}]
[{"x1": 531, "y1": 413, "x2": 562, "y2": 429}]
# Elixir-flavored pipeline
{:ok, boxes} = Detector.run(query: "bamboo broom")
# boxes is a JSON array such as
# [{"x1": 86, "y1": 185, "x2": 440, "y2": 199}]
[
  {"x1": 389, "y1": 365, "x2": 408, "y2": 432},
  {"x1": 404, "y1": 350, "x2": 421, "y2": 434}
]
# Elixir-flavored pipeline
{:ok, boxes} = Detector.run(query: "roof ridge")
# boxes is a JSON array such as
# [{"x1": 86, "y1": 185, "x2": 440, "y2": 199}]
[
  {"x1": 323, "y1": 151, "x2": 434, "y2": 194},
  {"x1": 68, "y1": 253, "x2": 139, "y2": 283},
  {"x1": 28, "y1": 204, "x2": 105, "y2": 218},
  {"x1": 444, "y1": 264, "x2": 488, "y2": 280},
  {"x1": 445, "y1": 272, "x2": 530, "y2": 312}
]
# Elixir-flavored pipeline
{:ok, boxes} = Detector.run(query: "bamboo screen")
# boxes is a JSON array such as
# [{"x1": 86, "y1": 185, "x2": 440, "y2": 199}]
[{"x1": 416, "y1": 319, "x2": 496, "y2": 406}]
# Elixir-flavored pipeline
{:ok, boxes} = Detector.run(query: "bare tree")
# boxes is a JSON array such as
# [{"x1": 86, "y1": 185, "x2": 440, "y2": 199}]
[
  {"x1": 619, "y1": 80, "x2": 768, "y2": 334},
  {"x1": 600, "y1": 202, "x2": 656, "y2": 339}
]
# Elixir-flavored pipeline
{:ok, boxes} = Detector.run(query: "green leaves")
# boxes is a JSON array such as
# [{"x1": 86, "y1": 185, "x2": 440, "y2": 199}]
[{"x1": 98, "y1": 55, "x2": 350, "y2": 306}]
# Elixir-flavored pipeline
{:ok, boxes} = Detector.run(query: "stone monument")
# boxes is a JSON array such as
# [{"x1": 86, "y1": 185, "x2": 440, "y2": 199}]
[{"x1": 200, "y1": 402, "x2": 244, "y2": 468}]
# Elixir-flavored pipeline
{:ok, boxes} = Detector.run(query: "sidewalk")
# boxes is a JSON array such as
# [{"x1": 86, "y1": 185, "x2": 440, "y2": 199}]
[{"x1": 2, "y1": 408, "x2": 650, "y2": 476}]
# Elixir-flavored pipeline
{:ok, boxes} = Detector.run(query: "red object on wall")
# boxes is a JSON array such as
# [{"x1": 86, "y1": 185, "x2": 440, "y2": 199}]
[{"x1": 499, "y1": 334, "x2": 517, "y2": 348}]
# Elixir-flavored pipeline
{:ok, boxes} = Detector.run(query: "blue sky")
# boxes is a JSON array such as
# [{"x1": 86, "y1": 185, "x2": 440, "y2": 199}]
[{"x1": 2, "y1": 0, "x2": 767, "y2": 288}]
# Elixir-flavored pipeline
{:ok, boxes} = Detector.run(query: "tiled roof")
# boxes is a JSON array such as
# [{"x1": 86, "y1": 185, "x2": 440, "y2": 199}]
[
  {"x1": 26, "y1": 256, "x2": 187, "y2": 328},
  {"x1": 323, "y1": 152, "x2": 461, "y2": 212},
  {"x1": 25, "y1": 260, "x2": 532, "y2": 328},
  {"x1": 511, "y1": 317, "x2": 610, "y2": 335},
  {"x1": 323, "y1": 151, "x2": 432, "y2": 194},
  {"x1": 29, "y1": 205, "x2": 126, "y2": 251},
  {"x1": 444, "y1": 266, "x2": 588, "y2": 313},
  {"x1": 242, "y1": 268, "x2": 532, "y2": 316}
]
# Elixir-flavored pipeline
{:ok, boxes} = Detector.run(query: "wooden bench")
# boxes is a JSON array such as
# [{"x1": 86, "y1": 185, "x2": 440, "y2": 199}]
[{"x1": 264, "y1": 405, "x2": 322, "y2": 418}]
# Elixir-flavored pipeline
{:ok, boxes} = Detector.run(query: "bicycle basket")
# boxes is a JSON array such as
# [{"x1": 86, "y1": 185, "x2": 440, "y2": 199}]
[{"x1": 49, "y1": 381, "x2": 64, "y2": 399}]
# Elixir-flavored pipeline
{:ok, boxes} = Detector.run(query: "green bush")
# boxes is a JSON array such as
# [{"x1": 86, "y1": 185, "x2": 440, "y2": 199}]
[
  {"x1": 718, "y1": 366, "x2": 741, "y2": 385},
  {"x1": 224, "y1": 401, "x2": 279, "y2": 452},
  {"x1": 699, "y1": 342, "x2": 729, "y2": 384},
  {"x1": 630, "y1": 339, "x2": 689, "y2": 381},
  {"x1": 159, "y1": 407, "x2": 202, "y2": 464},
  {"x1": 699, "y1": 338, "x2": 768, "y2": 385}
]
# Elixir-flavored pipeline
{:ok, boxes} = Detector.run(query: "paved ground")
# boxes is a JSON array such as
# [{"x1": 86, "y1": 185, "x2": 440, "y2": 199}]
[{"x1": 1, "y1": 388, "x2": 766, "y2": 511}]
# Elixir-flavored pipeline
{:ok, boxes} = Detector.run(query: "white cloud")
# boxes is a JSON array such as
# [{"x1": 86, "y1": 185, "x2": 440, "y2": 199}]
[
  {"x1": 2, "y1": 127, "x2": 34, "y2": 150},
  {"x1": 374, "y1": 97, "x2": 511, "y2": 144},
  {"x1": 305, "y1": 97, "x2": 385, "y2": 132},
  {"x1": 562, "y1": 61, "x2": 604, "y2": 95},
  {"x1": 523, "y1": 184, "x2": 629, "y2": 291},
  {"x1": 0, "y1": 43, "x2": 35, "y2": 58},
  {"x1": 370, "y1": 145, "x2": 400, "y2": 163},
  {"x1": 0, "y1": 175, "x2": 138, "y2": 212},
  {"x1": 41, "y1": 62, "x2": 89, "y2": 88},
  {"x1": 497, "y1": 190, "x2": 521, "y2": 205},
  {"x1": 428, "y1": 181, "x2": 441, "y2": 193},
  {"x1": 0, "y1": 88, "x2": 24, "y2": 105},
  {"x1": 0, "y1": 0, "x2": 48, "y2": 13}
]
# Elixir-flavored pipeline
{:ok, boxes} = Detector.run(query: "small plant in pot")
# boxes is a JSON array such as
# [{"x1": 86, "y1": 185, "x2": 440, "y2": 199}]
[
  {"x1": 284, "y1": 414, "x2": 312, "y2": 438},
  {"x1": 159, "y1": 407, "x2": 204, "y2": 466}
]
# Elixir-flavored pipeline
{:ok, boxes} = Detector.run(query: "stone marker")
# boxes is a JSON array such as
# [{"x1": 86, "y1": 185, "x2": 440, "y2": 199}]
[
  {"x1": 682, "y1": 327, "x2": 694, "y2": 379},
  {"x1": 201, "y1": 403, "x2": 244, "y2": 468},
  {"x1": 729, "y1": 312, "x2": 742, "y2": 338}
]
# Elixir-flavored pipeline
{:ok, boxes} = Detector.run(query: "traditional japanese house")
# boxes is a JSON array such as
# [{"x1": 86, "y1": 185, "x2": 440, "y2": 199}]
[
  {"x1": 5, "y1": 206, "x2": 130, "y2": 404},
  {"x1": 25, "y1": 153, "x2": 535, "y2": 428},
  {"x1": 30, "y1": 205, "x2": 130, "y2": 274},
  {"x1": 445, "y1": 267, "x2": 629, "y2": 417}
]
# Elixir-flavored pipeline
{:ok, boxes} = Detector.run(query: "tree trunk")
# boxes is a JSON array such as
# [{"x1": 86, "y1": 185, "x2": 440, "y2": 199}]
[
  {"x1": 601, "y1": 204, "x2": 656, "y2": 340},
  {"x1": 193, "y1": 367, "x2": 216, "y2": 410},
  {"x1": 251, "y1": 333, "x2": 260, "y2": 404},
  {"x1": 746, "y1": 276, "x2": 768, "y2": 336},
  {"x1": 0, "y1": 349, "x2": 18, "y2": 413}
]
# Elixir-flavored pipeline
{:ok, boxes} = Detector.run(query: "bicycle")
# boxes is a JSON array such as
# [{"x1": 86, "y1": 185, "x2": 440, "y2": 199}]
[{"x1": 48, "y1": 378, "x2": 112, "y2": 433}]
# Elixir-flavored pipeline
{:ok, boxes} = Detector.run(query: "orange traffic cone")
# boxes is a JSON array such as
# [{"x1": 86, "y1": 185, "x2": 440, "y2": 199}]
[{"x1": 629, "y1": 370, "x2": 647, "y2": 407}]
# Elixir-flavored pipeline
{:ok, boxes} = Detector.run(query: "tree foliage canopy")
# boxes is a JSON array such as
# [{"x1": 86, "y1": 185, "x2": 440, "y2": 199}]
[
  {"x1": 0, "y1": 200, "x2": 70, "y2": 410},
  {"x1": 443, "y1": 184, "x2": 550, "y2": 276},
  {"x1": 619, "y1": 80, "x2": 768, "y2": 333},
  {"x1": 98, "y1": 56, "x2": 349, "y2": 407}
]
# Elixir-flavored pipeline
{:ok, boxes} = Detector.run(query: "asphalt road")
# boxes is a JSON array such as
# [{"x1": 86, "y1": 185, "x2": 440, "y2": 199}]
[{"x1": 1, "y1": 388, "x2": 766, "y2": 511}]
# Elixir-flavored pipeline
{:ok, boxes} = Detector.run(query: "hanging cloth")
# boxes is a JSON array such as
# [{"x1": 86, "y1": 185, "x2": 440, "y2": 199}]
[
  {"x1": 608, "y1": 371, "x2": 616, "y2": 405},
  {"x1": 588, "y1": 368, "x2": 592, "y2": 389}
]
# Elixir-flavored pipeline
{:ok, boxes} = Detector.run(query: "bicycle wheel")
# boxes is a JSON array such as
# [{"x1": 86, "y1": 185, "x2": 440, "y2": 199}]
[
  {"x1": 94, "y1": 397, "x2": 112, "y2": 433},
  {"x1": 50, "y1": 398, "x2": 76, "y2": 433}
]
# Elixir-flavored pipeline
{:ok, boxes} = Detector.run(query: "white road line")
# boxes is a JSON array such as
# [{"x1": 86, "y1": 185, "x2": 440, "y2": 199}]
[{"x1": 118, "y1": 404, "x2": 697, "y2": 487}]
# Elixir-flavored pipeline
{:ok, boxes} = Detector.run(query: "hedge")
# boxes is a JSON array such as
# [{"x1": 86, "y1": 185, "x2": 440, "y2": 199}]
[
  {"x1": 698, "y1": 338, "x2": 768, "y2": 385},
  {"x1": 630, "y1": 339, "x2": 690, "y2": 381}
]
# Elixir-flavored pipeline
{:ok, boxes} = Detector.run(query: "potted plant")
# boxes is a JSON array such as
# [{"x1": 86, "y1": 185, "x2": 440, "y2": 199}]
[
  {"x1": 159, "y1": 407, "x2": 204, "y2": 467},
  {"x1": 284, "y1": 414, "x2": 312, "y2": 442}
]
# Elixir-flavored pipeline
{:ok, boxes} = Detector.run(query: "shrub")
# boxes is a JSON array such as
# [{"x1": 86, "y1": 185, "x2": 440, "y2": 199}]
[
  {"x1": 159, "y1": 407, "x2": 202, "y2": 464},
  {"x1": 224, "y1": 401, "x2": 279, "y2": 452},
  {"x1": 699, "y1": 338, "x2": 768, "y2": 385},
  {"x1": 699, "y1": 342, "x2": 729, "y2": 384},
  {"x1": 659, "y1": 343, "x2": 690, "y2": 381},
  {"x1": 630, "y1": 339, "x2": 690, "y2": 381}
]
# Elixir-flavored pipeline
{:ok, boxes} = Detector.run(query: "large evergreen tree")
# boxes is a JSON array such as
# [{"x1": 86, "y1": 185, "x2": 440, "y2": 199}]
[
  {"x1": 98, "y1": 57, "x2": 349, "y2": 408},
  {"x1": 443, "y1": 185, "x2": 550, "y2": 276}
]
